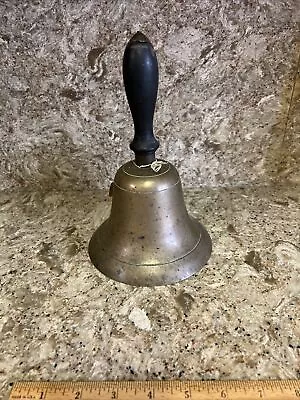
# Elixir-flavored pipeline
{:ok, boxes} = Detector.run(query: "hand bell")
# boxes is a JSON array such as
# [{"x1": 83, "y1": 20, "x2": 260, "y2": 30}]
[{"x1": 88, "y1": 32, "x2": 212, "y2": 286}]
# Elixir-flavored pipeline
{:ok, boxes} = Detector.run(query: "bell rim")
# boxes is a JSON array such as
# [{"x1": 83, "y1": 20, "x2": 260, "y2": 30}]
[{"x1": 88, "y1": 219, "x2": 212, "y2": 287}]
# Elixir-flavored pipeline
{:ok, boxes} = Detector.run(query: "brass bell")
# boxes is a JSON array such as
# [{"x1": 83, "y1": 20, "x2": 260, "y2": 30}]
[{"x1": 89, "y1": 32, "x2": 212, "y2": 286}]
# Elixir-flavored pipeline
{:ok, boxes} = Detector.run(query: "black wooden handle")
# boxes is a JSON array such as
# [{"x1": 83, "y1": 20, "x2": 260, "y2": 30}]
[{"x1": 123, "y1": 32, "x2": 159, "y2": 165}]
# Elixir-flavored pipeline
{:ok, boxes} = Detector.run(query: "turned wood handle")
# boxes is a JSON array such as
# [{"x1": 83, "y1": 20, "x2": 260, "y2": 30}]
[{"x1": 123, "y1": 32, "x2": 159, "y2": 165}]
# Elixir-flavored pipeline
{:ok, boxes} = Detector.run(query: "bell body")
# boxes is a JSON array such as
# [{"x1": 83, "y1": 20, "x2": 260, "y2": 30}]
[{"x1": 88, "y1": 160, "x2": 212, "y2": 286}]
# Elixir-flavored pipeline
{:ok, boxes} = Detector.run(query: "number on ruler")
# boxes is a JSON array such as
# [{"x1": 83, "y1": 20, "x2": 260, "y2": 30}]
[
  {"x1": 39, "y1": 392, "x2": 45, "y2": 400},
  {"x1": 111, "y1": 390, "x2": 117, "y2": 399},
  {"x1": 75, "y1": 391, "x2": 81, "y2": 399},
  {"x1": 220, "y1": 390, "x2": 227, "y2": 398},
  {"x1": 184, "y1": 390, "x2": 190, "y2": 398},
  {"x1": 148, "y1": 391, "x2": 153, "y2": 399},
  {"x1": 295, "y1": 389, "x2": 300, "y2": 397}
]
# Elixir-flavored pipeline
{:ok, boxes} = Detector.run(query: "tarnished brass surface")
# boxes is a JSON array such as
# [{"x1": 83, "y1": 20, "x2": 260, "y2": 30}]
[{"x1": 88, "y1": 161, "x2": 212, "y2": 286}]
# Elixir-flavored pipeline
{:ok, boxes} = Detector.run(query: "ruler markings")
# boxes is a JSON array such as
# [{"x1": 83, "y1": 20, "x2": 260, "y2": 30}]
[{"x1": 9, "y1": 380, "x2": 300, "y2": 400}]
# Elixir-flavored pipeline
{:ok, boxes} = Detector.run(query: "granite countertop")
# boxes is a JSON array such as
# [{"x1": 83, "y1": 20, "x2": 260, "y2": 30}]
[{"x1": 0, "y1": 183, "x2": 299, "y2": 398}]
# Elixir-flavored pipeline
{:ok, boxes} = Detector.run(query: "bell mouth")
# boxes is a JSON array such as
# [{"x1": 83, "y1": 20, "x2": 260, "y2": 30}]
[
  {"x1": 112, "y1": 228, "x2": 202, "y2": 267},
  {"x1": 88, "y1": 219, "x2": 212, "y2": 287}
]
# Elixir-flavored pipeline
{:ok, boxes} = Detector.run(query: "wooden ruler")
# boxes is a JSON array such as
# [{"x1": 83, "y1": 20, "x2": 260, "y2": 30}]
[{"x1": 9, "y1": 380, "x2": 300, "y2": 400}]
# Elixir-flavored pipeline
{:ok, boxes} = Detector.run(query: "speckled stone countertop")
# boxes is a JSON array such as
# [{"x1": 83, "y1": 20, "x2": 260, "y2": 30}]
[
  {"x1": 1, "y1": 0, "x2": 299, "y2": 191},
  {"x1": 0, "y1": 184, "x2": 299, "y2": 398}
]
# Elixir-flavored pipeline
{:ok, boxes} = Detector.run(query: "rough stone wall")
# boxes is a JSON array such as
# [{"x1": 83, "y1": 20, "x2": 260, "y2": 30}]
[{"x1": 0, "y1": 0, "x2": 299, "y2": 190}]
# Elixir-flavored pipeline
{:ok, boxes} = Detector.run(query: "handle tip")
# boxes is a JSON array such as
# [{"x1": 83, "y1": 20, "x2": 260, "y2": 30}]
[{"x1": 129, "y1": 31, "x2": 151, "y2": 45}]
